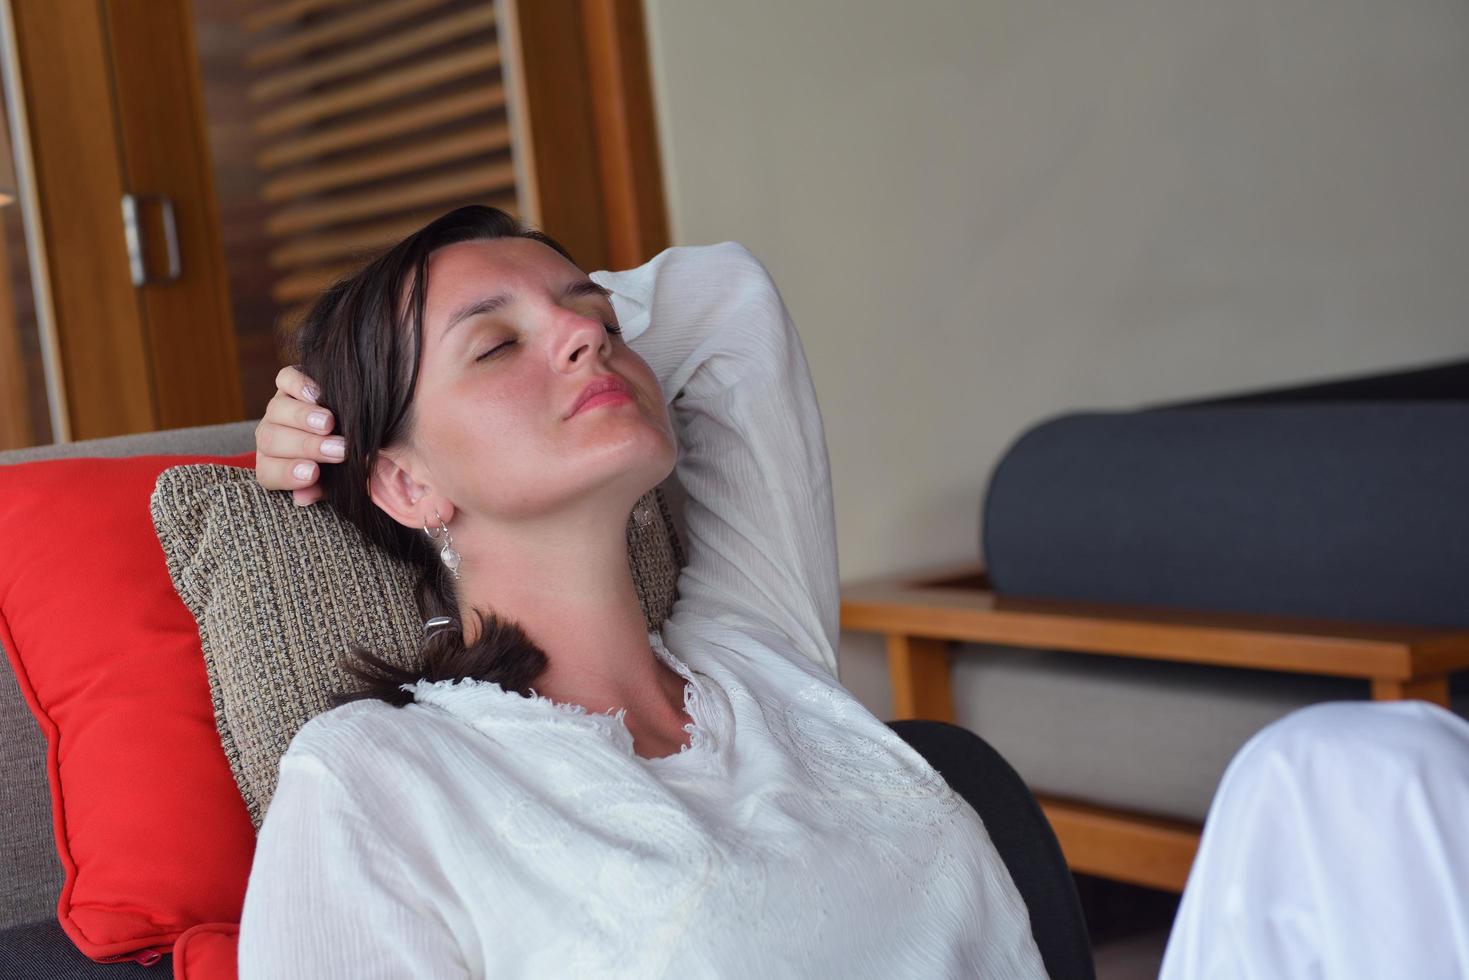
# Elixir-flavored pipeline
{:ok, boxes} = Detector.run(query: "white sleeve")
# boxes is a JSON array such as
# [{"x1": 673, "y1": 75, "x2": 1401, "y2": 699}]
[
  {"x1": 237, "y1": 753, "x2": 470, "y2": 980},
  {"x1": 591, "y1": 241, "x2": 840, "y2": 682}
]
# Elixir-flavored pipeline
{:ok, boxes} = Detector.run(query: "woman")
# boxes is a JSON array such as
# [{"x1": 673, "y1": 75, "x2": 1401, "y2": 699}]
[{"x1": 240, "y1": 206, "x2": 1048, "y2": 978}]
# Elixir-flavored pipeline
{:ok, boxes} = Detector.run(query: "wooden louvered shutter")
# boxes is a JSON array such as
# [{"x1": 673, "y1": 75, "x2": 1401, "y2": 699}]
[{"x1": 243, "y1": 0, "x2": 519, "y2": 331}]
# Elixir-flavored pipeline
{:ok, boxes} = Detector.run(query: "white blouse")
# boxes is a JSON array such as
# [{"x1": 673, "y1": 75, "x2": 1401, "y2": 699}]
[{"x1": 237, "y1": 242, "x2": 1046, "y2": 979}]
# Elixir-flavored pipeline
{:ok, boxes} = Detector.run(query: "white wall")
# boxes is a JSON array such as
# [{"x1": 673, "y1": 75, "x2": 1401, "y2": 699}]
[{"x1": 641, "y1": 0, "x2": 1469, "y2": 716}]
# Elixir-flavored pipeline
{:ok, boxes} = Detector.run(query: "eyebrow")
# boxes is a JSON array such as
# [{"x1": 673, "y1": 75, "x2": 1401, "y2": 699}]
[{"x1": 439, "y1": 279, "x2": 613, "y2": 341}]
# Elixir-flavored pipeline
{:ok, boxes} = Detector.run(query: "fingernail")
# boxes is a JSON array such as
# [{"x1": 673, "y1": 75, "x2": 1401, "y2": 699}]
[
  {"x1": 293, "y1": 462, "x2": 314, "y2": 480},
  {"x1": 307, "y1": 411, "x2": 328, "y2": 431},
  {"x1": 302, "y1": 384, "x2": 320, "y2": 404},
  {"x1": 322, "y1": 437, "x2": 346, "y2": 459}
]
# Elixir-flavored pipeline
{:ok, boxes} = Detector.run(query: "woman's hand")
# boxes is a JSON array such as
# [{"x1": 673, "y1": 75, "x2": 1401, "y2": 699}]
[{"x1": 254, "y1": 365, "x2": 344, "y2": 507}]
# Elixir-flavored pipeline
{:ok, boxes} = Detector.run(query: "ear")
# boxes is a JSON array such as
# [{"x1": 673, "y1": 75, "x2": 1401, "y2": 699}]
[{"x1": 367, "y1": 448, "x2": 454, "y2": 530}]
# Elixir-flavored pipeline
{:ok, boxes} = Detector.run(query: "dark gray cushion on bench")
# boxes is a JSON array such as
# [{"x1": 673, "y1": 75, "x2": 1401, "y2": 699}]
[{"x1": 982, "y1": 401, "x2": 1469, "y2": 629}]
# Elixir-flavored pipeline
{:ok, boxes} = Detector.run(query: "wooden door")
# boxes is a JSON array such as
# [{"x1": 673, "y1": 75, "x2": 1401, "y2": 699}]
[{"x1": 7, "y1": 0, "x2": 242, "y2": 440}]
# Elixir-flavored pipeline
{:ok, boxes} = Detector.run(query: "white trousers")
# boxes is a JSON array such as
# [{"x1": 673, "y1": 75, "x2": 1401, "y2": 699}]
[{"x1": 1159, "y1": 699, "x2": 1469, "y2": 980}]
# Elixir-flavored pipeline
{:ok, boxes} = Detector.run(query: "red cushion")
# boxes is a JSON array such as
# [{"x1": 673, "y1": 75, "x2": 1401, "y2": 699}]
[
  {"x1": 0, "y1": 451, "x2": 258, "y2": 964},
  {"x1": 171, "y1": 922, "x2": 239, "y2": 980}
]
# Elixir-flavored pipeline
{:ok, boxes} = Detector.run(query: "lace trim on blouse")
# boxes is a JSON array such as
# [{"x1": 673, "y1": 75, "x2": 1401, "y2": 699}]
[{"x1": 400, "y1": 629, "x2": 720, "y2": 770}]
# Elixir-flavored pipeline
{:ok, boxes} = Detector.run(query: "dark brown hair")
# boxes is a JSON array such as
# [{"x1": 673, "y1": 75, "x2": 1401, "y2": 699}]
[{"x1": 290, "y1": 205, "x2": 576, "y2": 708}]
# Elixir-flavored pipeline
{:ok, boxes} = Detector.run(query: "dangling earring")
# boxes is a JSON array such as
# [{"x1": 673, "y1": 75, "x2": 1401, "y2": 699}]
[
  {"x1": 632, "y1": 499, "x2": 653, "y2": 528},
  {"x1": 423, "y1": 508, "x2": 462, "y2": 579}
]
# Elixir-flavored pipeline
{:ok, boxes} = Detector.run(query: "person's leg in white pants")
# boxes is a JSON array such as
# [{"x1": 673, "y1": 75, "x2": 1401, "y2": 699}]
[{"x1": 1159, "y1": 699, "x2": 1469, "y2": 980}]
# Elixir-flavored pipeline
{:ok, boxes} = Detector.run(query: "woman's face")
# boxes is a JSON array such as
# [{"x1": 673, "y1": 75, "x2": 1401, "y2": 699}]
[{"x1": 385, "y1": 236, "x2": 675, "y2": 528}]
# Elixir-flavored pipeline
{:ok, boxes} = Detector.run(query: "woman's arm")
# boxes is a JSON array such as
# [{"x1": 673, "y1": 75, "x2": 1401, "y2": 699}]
[
  {"x1": 238, "y1": 753, "x2": 470, "y2": 979},
  {"x1": 593, "y1": 241, "x2": 841, "y2": 682}
]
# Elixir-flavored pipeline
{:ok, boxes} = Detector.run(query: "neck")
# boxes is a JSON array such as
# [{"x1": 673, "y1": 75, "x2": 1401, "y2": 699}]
[{"x1": 450, "y1": 505, "x2": 682, "y2": 724}]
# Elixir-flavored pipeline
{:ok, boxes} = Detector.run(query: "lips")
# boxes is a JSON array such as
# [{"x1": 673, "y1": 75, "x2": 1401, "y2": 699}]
[{"x1": 567, "y1": 374, "x2": 633, "y2": 418}]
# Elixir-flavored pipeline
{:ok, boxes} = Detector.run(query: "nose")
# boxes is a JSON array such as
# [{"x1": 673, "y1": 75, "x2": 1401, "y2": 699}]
[{"x1": 556, "y1": 307, "x2": 613, "y2": 368}]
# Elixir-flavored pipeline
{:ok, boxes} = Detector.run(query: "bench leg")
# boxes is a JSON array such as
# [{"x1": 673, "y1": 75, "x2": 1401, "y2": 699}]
[
  {"x1": 885, "y1": 634, "x2": 954, "y2": 722},
  {"x1": 1372, "y1": 675, "x2": 1450, "y2": 707}
]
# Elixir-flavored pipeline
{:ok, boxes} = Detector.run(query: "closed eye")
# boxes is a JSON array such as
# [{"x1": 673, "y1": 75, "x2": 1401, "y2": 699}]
[
  {"x1": 475, "y1": 322, "x2": 623, "y2": 362},
  {"x1": 474, "y1": 339, "x2": 513, "y2": 362}
]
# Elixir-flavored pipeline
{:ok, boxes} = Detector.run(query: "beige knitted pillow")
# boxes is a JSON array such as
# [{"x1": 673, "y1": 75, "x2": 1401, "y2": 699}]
[{"x1": 149, "y1": 464, "x2": 685, "y2": 830}]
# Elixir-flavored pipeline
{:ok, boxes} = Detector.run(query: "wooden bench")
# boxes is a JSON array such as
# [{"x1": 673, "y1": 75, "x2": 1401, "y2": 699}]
[{"x1": 841, "y1": 560, "x2": 1469, "y2": 891}]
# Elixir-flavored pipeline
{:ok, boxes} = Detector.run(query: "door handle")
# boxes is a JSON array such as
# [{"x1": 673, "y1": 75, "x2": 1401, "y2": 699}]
[{"x1": 120, "y1": 193, "x2": 181, "y2": 286}]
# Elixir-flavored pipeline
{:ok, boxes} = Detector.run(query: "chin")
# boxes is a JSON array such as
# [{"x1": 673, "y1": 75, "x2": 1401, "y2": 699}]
[{"x1": 615, "y1": 435, "x2": 678, "y2": 501}]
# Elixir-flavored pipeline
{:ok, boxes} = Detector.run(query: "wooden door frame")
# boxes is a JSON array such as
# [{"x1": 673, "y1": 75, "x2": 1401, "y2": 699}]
[
  {"x1": 0, "y1": 214, "x2": 31, "y2": 447},
  {"x1": 504, "y1": 0, "x2": 670, "y2": 273}
]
